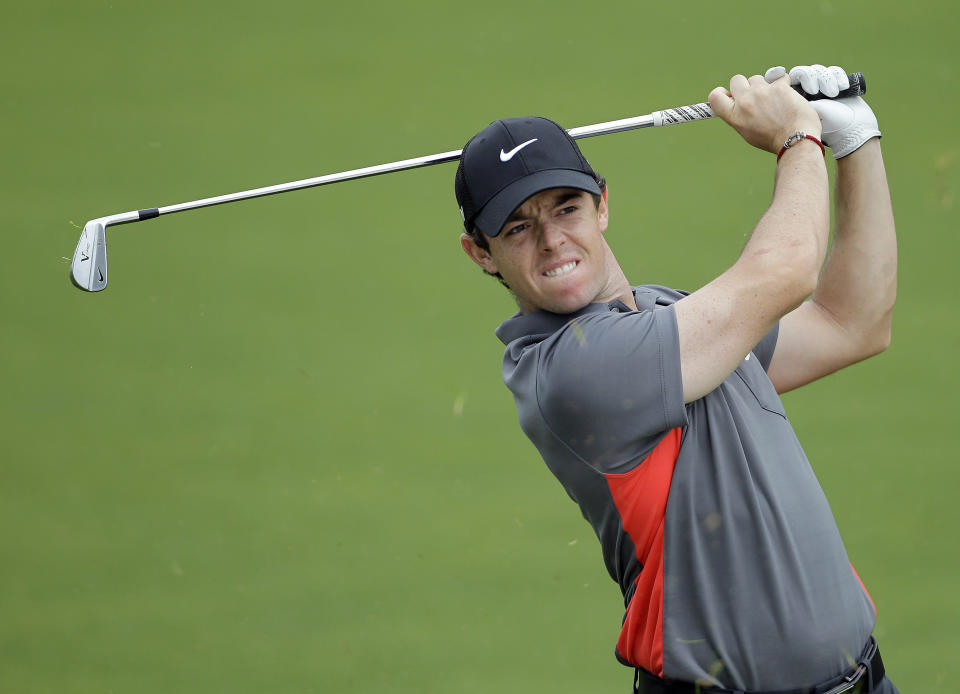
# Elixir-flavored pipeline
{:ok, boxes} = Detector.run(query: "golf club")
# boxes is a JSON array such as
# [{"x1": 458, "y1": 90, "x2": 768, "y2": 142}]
[{"x1": 70, "y1": 73, "x2": 865, "y2": 292}]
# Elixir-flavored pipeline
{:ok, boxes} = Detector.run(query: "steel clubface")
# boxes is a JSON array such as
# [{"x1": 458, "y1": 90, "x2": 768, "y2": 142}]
[{"x1": 71, "y1": 220, "x2": 108, "y2": 292}]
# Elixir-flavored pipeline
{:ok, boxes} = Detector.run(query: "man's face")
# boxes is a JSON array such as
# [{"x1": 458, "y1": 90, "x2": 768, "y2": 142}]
[{"x1": 461, "y1": 187, "x2": 613, "y2": 314}]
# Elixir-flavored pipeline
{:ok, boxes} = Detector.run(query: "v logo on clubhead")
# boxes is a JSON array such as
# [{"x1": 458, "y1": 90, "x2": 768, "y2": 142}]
[{"x1": 81, "y1": 252, "x2": 90, "y2": 262}]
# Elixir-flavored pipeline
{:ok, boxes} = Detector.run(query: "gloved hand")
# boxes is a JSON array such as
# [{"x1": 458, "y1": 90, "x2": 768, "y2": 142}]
[{"x1": 765, "y1": 65, "x2": 881, "y2": 159}]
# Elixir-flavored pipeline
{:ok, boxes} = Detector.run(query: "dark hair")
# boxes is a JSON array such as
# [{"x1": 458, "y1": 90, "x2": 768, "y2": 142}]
[{"x1": 466, "y1": 176, "x2": 606, "y2": 289}]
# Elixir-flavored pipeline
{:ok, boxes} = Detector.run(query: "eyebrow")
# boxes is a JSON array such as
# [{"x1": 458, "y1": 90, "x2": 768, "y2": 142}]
[{"x1": 506, "y1": 191, "x2": 584, "y2": 224}]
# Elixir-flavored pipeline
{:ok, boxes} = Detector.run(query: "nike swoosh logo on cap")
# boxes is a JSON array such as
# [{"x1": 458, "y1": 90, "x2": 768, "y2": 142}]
[{"x1": 500, "y1": 138, "x2": 538, "y2": 162}]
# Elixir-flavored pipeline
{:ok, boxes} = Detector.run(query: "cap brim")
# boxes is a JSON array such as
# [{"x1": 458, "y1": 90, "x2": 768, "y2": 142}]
[{"x1": 474, "y1": 169, "x2": 601, "y2": 237}]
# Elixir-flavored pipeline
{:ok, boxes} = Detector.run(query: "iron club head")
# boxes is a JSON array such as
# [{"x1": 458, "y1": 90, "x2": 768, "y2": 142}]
[{"x1": 70, "y1": 220, "x2": 108, "y2": 292}]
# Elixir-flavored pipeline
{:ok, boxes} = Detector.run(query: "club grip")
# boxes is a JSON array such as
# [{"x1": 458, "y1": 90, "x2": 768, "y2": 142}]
[{"x1": 793, "y1": 72, "x2": 866, "y2": 101}]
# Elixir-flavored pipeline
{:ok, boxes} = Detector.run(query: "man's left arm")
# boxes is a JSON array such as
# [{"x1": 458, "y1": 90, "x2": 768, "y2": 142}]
[{"x1": 767, "y1": 69, "x2": 896, "y2": 393}]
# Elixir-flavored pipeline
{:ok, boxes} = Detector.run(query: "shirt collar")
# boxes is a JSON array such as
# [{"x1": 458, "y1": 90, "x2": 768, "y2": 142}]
[
  {"x1": 495, "y1": 287, "x2": 675, "y2": 345},
  {"x1": 495, "y1": 301, "x2": 611, "y2": 345}
]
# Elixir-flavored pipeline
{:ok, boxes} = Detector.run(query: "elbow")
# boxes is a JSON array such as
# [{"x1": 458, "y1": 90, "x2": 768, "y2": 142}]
[
  {"x1": 777, "y1": 247, "x2": 822, "y2": 309},
  {"x1": 865, "y1": 289, "x2": 897, "y2": 356},
  {"x1": 794, "y1": 241, "x2": 825, "y2": 298},
  {"x1": 850, "y1": 310, "x2": 894, "y2": 361},
  {"x1": 795, "y1": 270, "x2": 820, "y2": 306},
  {"x1": 865, "y1": 318, "x2": 893, "y2": 357}
]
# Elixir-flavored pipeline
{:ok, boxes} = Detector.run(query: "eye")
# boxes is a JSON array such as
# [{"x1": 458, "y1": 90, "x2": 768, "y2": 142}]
[
  {"x1": 558, "y1": 205, "x2": 577, "y2": 215},
  {"x1": 505, "y1": 222, "x2": 528, "y2": 236}
]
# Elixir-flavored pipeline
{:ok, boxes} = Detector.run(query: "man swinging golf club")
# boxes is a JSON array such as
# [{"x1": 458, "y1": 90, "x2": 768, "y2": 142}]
[{"x1": 457, "y1": 63, "x2": 898, "y2": 693}]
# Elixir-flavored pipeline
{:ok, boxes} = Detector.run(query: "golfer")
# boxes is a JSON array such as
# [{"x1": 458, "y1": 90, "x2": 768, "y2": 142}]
[{"x1": 456, "y1": 64, "x2": 897, "y2": 693}]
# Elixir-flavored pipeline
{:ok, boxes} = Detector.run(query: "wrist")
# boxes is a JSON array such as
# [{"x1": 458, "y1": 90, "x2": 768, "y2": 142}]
[
  {"x1": 835, "y1": 137, "x2": 881, "y2": 170},
  {"x1": 777, "y1": 131, "x2": 825, "y2": 163},
  {"x1": 772, "y1": 123, "x2": 821, "y2": 154},
  {"x1": 831, "y1": 131, "x2": 882, "y2": 160}
]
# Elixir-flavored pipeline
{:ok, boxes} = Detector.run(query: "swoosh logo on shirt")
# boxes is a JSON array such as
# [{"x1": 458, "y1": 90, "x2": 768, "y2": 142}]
[{"x1": 500, "y1": 138, "x2": 538, "y2": 162}]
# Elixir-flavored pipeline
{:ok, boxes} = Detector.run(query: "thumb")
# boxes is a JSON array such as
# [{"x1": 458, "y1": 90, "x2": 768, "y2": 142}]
[
  {"x1": 708, "y1": 86, "x2": 734, "y2": 121},
  {"x1": 764, "y1": 66, "x2": 787, "y2": 83},
  {"x1": 810, "y1": 99, "x2": 856, "y2": 134}
]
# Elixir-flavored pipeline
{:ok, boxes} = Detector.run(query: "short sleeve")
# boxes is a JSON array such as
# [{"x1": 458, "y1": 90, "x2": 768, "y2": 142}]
[
  {"x1": 752, "y1": 323, "x2": 780, "y2": 372},
  {"x1": 534, "y1": 306, "x2": 687, "y2": 474}
]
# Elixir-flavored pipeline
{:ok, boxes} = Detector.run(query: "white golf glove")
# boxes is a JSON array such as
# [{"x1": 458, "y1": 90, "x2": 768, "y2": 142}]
[{"x1": 765, "y1": 64, "x2": 881, "y2": 159}]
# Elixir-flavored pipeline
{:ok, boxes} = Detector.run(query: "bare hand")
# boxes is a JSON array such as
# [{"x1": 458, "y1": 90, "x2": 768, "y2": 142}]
[{"x1": 709, "y1": 73, "x2": 822, "y2": 153}]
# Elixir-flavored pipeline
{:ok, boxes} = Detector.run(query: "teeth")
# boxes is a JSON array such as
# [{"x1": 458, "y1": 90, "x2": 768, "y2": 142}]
[{"x1": 544, "y1": 261, "x2": 577, "y2": 278}]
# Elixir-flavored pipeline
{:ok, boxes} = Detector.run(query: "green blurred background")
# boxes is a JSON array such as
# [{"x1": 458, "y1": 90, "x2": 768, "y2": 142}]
[{"x1": 2, "y1": 0, "x2": 957, "y2": 691}]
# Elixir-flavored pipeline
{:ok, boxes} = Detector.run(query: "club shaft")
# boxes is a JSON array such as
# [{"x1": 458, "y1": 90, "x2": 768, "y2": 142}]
[
  {"x1": 162, "y1": 113, "x2": 663, "y2": 213},
  {"x1": 73, "y1": 72, "x2": 865, "y2": 292},
  {"x1": 91, "y1": 70, "x2": 867, "y2": 229},
  {"x1": 156, "y1": 148, "x2": 465, "y2": 217},
  {"x1": 103, "y1": 105, "x2": 712, "y2": 227},
  {"x1": 157, "y1": 116, "x2": 667, "y2": 215}
]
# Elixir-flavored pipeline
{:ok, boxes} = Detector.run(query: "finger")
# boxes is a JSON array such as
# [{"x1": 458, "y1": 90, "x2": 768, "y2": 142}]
[
  {"x1": 790, "y1": 65, "x2": 819, "y2": 95},
  {"x1": 709, "y1": 85, "x2": 735, "y2": 120},
  {"x1": 729, "y1": 74, "x2": 749, "y2": 96},
  {"x1": 828, "y1": 65, "x2": 850, "y2": 91},
  {"x1": 812, "y1": 64, "x2": 839, "y2": 97},
  {"x1": 764, "y1": 66, "x2": 787, "y2": 83},
  {"x1": 748, "y1": 74, "x2": 767, "y2": 87},
  {"x1": 787, "y1": 65, "x2": 804, "y2": 87}
]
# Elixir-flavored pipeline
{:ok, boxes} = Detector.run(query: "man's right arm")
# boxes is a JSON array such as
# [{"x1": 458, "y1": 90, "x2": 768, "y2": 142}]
[{"x1": 673, "y1": 72, "x2": 829, "y2": 403}]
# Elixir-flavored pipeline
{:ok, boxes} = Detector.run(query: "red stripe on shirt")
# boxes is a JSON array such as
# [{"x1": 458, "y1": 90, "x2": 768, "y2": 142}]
[
  {"x1": 604, "y1": 427, "x2": 682, "y2": 676},
  {"x1": 850, "y1": 563, "x2": 877, "y2": 617}
]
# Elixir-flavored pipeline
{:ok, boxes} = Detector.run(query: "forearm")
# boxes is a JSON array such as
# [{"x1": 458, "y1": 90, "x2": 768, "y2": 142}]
[
  {"x1": 706, "y1": 73, "x2": 830, "y2": 301},
  {"x1": 812, "y1": 139, "x2": 897, "y2": 352},
  {"x1": 677, "y1": 74, "x2": 834, "y2": 403},
  {"x1": 744, "y1": 143, "x2": 831, "y2": 300},
  {"x1": 675, "y1": 143, "x2": 830, "y2": 402}
]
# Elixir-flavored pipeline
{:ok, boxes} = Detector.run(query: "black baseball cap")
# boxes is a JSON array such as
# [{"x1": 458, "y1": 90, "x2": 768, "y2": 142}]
[{"x1": 455, "y1": 117, "x2": 601, "y2": 237}]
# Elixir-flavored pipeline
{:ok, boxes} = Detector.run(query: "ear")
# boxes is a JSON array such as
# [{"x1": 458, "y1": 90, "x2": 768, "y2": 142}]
[
  {"x1": 597, "y1": 188, "x2": 609, "y2": 233},
  {"x1": 460, "y1": 233, "x2": 499, "y2": 275}
]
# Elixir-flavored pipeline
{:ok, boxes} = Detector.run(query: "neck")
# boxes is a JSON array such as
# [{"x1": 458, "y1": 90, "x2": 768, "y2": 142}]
[{"x1": 592, "y1": 242, "x2": 637, "y2": 310}]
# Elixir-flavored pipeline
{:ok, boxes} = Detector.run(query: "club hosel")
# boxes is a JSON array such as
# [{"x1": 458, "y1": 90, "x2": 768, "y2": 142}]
[{"x1": 101, "y1": 210, "x2": 149, "y2": 228}]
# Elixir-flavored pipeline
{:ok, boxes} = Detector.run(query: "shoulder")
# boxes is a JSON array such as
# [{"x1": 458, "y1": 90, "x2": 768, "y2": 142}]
[
  {"x1": 498, "y1": 293, "x2": 688, "y2": 472},
  {"x1": 501, "y1": 289, "x2": 685, "y2": 402},
  {"x1": 540, "y1": 306, "x2": 674, "y2": 380},
  {"x1": 535, "y1": 307, "x2": 683, "y2": 431}
]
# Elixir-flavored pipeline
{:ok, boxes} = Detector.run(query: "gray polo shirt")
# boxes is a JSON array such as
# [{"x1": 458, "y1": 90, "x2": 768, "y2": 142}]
[{"x1": 495, "y1": 285, "x2": 876, "y2": 690}]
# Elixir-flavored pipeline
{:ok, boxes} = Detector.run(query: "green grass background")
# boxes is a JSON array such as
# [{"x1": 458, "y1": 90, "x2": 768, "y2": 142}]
[{"x1": 2, "y1": 0, "x2": 957, "y2": 691}]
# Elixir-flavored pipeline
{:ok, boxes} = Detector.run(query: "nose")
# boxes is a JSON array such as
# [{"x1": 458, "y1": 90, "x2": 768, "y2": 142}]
[{"x1": 537, "y1": 220, "x2": 565, "y2": 252}]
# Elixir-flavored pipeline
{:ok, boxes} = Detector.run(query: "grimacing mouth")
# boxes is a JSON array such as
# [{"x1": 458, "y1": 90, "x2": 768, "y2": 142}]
[{"x1": 542, "y1": 259, "x2": 580, "y2": 278}]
